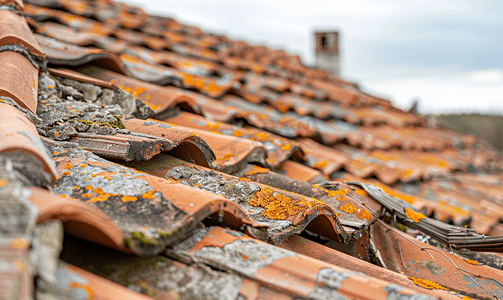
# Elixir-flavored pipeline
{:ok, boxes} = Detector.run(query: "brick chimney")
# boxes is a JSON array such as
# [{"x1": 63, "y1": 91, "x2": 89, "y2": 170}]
[{"x1": 314, "y1": 31, "x2": 339, "y2": 77}]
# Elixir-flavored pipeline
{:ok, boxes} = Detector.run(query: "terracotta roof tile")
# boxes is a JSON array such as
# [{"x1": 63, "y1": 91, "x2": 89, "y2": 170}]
[
  {"x1": 168, "y1": 226, "x2": 434, "y2": 300},
  {"x1": 50, "y1": 144, "x2": 262, "y2": 255},
  {"x1": 0, "y1": 51, "x2": 38, "y2": 113},
  {"x1": 3, "y1": 0, "x2": 503, "y2": 297},
  {"x1": 0, "y1": 103, "x2": 57, "y2": 185},
  {"x1": 163, "y1": 111, "x2": 304, "y2": 168},
  {"x1": 34, "y1": 33, "x2": 126, "y2": 73},
  {"x1": 0, "y1": 9, "x2": 45, "y2": 58}
]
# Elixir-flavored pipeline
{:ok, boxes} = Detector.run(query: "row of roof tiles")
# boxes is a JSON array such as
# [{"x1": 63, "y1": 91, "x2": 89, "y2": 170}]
[{"x1": 1, "y1": 0, "x2": 502, "y2": 298}]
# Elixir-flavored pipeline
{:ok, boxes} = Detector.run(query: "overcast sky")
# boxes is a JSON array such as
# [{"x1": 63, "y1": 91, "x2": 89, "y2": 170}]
[{"x1": 121, "y1": 0, "x2": 503, "y2": 114}]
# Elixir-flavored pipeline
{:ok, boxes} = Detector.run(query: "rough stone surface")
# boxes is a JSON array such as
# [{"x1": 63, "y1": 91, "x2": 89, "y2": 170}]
[
  {"x1": 308, "y1": 268, "x2": 350, "y2": 300},
  {"x1": 177, "y1": 238, "x2": 296, "y2": 277}
]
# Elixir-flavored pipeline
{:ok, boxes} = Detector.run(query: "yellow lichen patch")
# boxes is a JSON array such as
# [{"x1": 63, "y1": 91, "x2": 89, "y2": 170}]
[
  {"x1": 407, "y1": 276, "x2": 449, "y2": 290},
  {"x1": 340, "y1": 203, "x2": 359, "y2": 214},
  {"x1": 142, "y1": 189, "x2": 156, "y2": 199},
  {"x1": 464, "y1": 259, "x2": 481, "y2": 265},
  {"x1": 64, "y1": 162, "x2": 73, "y2": 169},
  {"x1": 404, "y1": 207, "x2": 426, "y2": 223},
  {"x1": 312, "y1": 160, "x2": 328, "y2": 170},
  {"x1": 222, "y1": 153, "x2": 234, "y2": 160},
  {"x1": 82, "y1": 193, "x2": 92, "y2": 198},
  {"x1": 357, "y1": 209, "x2": 372, "y2": 222},
  {"x1": 87, "y1": 194, "x2": 110, "y2": 202},
  {"x1": 327, "y1": 190, "x2": 347, "y2": 198},
  {"x1": 248, "y1": 187, "x2": 322, "y2": 220},
  {"x1": 69, "y1": 282, "x2": 93, "y2": 299},
  {"x1": 245, "y1": 165, "x2": 270, "y2": 176},
  {"x1": 281, "y1": 144, "x2": 291, "y2": 151},
  {"x1": 355, "y1": 189, "x2": 368, "y2": 196},
  {"x1": 9, "y1": 238, "x2": 28, "y2": 249},
  {"x1": 122, "y1": 196, "x2": 137, "y2": 202},
  {"x1": 255, "y1": 132, "x2": 269, "y2": 141},
  {"x1": 232, "y1": 130, "x2": 243, "y2": 137},
  {"x1": 53, "y1": 151, "x2": 59, "y2": 155},
  {"x1": 0, "y1": 179, "x2": 7, "y2": 187}
]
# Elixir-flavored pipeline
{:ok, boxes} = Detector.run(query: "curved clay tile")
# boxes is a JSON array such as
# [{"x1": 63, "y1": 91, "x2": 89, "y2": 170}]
[
  {"x1": 0, "y1": 9, "x2": 45, "y2": 59},
  {"x1": 28, "y1": 186, "x2": 128, "y2": 253},
  {"x1": 55, "y1": 263, "x2": 153, "y2": 300},
  {"x1": 121, "y1": 118, "x2": 215, "y2": 167},
  {"x1": 371, "y1": 221, "x2": 503, "y2": 300},
  {"x1": 0, "y1": 103, "x2": 57, "y2": 185},
  {"x1": 164, "y1": 122, "x2": 269, "y2": 173},
  {"x1": 0, "y1": 51, "x2": 38, "y2": 113},
  {"x1": 169, "y1": 226, "x2": 434, "y2": 300},
  {"x1": 279, "y1": 160, "x2": 324, "y2": 183},
  {"x1": 50, "y1": 144, "x2": 262, "y2": 256},
  {"x1": 76, "y1": 65, "x2": 201, "y2": 115},
  {"x1": 277, "y1": 234, "x2": 459, "y2": 299},
  {"x1": 34, "y1": 34, "x2": 127, "y2": 74},
  {"x1": 1, "y1": 0, "x2": 24, "y2": 13},
  {"x1": 163, "y1": 112, "x2": 304, "y2": 168}
]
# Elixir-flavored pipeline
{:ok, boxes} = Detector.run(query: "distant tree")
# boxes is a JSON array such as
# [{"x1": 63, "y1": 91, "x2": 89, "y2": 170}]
[{"x1": 408, "y1": 97, "x2": 419, "y2": 115}]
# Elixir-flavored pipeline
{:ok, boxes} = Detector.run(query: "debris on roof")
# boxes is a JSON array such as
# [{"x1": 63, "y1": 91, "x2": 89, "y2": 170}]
[{"x1": 1, "y1": 0, "x2": 502, "y2": 298}]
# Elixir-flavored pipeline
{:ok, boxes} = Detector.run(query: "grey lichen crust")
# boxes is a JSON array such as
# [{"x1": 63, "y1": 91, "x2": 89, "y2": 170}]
[
  {"x1": 308, "y1": 268, "x2": 351, "y2": 300},
  {"x1": 36, "y1": 72, "x2": 154, "y2": 142},
  {"x1": 48, "y1": 143, "x2": 190, "y2": 255},
  {"x1": 171, "y1": 234, "x2": 296, "y2": 278},
  {"x1": 165, "y1": 166, "x2": 294, "y2": 238}
]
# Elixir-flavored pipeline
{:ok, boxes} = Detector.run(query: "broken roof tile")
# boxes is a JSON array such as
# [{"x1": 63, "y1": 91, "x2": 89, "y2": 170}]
[{"x1": 371, "y1": 220, "x2": 503, "y2": 299}]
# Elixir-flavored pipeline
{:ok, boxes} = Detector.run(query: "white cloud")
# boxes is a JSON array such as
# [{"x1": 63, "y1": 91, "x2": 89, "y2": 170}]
[{"x1": 470, "y1": 69, "x2": 503, "y2": 84}]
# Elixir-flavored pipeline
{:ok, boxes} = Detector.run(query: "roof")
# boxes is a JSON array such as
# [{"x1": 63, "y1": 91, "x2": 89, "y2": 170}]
[{"x1": 1, "y1": 0, "x2": 503, "y2": 298}]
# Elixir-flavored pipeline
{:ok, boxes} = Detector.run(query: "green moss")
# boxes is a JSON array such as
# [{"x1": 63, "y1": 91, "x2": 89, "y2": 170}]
[
  {"x1": 124, "y1": 237, "x2": 134, "y2": 249},
  {"x1": 131, "y1": 231, "x2": 158, "y2": 247},
  {"x1": 69, "y1": 116, "x2": 125, "y2": 129},
  {"x1": 158, "y1": 230, "x2": 177, "y2": 238}
]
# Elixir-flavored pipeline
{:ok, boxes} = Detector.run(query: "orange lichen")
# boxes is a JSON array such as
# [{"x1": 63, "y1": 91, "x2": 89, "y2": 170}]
[
  {"x1": 58, "y1": 194, "x2": 67, "y2": 198},
  {"x1": 327, "y1": 190, "x2": 346, "y2": 198},
  {"x1": 232, "y1": 130, "x2": 243, "y2": 137},
  {"x1": 312, "y1": 160, "x2": 328, "y2": 170},
  {"x1": 355, "y1": 189, "x2": 368, "y2": 196},
  {"x1": 122, "y1": 196, "x2": 137, "y2": 202},
  {"x1": 73, "y1": 186, "x2": 80, "y2": 190},
  {"x1": 82, "y1": 193, "x2": 92, "y2": 198},
  {"x1": 54, "y1": 132, "x2": 59, "y2": 137},
  {"x1": 222, "y1": 153, "x2": 234, "y2": 160},
  {"x1": 281, "y1": 144, "x2": 291, "y2": 151},
  {"x1": 404, "y1": 207, "x2": 426, "y2": 223},
  {"x1": 53, "y1": 151, "x2": 59, "y2": 155},
  {"x1": 242, "y1": 255, "x2": 248, "y2": 260},
  {"x1": 85, "y1": 185, "x2": 92, "y2": 190},
  {"x1": 79, "y1": 164, "x2": 87, "y2": 168},
  {"x1": 0, "y1": 179, "x2": 7, "y2": 187},
  {"x1": 245, "y1": 165, "x2": 270, "y2": 176},
  {"x1": 464, "y1": 259, "x2": 481, "y2": 265},
  {"x1": 340, "y1": 203, "x2": 359, "y2": 214},
  {"x1": 9, "y1": 238, "x2": 28, "y2": 249},
  {"x1": 248, "y1": 187, "x2": 322, "y2": 220},
  {"x1": 142, "y1": 189, "x2": 156, "y2": 199},
  {"x1": 62, "y1": 171, "x2": 71, "y2": 176},
  {"x1": 407, "y1": 276, "x2": 449, "y2": 290},
  {"x1": 69, "y1": 282, "x2": 93, "y2": 299}
]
